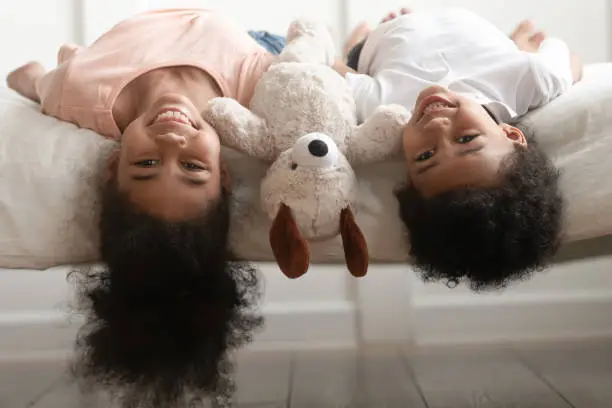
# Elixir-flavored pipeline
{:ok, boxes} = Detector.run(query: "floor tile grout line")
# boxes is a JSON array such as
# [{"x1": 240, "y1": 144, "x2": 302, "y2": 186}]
[
  {"x1": 351, "y1": 347, "x2": 373, "y2": 407},
  {"x1": 25, "y1": 371, "x2": 68, "y2": 408},
  {"x1": 285, "y1": 351, "x2": 296, "y2": 408},
  {"x1": 397, "y1": 346, "x2": 430, "y2": 408},
  {"x1": 510, "y1": 348, "x2": 578, "y2": 408}
]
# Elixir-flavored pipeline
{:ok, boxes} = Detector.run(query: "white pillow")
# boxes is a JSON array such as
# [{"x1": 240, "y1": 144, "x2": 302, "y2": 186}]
[
  {"x1": 1, "y1": 63, "x2": 611, "y2": 269},
  {"x1": 0, "y1": 91, "x2": 115, "y2": 268},
  {"x1": 520, "y1": 63, "x2": 612, "y2": 242}
]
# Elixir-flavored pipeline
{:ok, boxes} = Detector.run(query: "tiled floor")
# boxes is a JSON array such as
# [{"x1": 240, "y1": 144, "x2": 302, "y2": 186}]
[{"x1": 1, "y1": 340, "x2": 611, "y2": 407}]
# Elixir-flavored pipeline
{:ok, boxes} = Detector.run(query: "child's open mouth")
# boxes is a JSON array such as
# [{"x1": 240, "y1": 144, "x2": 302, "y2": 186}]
[
  {"x1": 417, "y1": 95, "x2": 456, "y2": 123},
  {"x1": 153, "y1": 108, "x2": 196, "y2": 128}
]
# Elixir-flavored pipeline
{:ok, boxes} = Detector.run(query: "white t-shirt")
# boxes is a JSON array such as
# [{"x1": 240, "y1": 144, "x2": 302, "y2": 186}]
[{"x1": 345, "y1": 8, "x2": 574, "y2": 122}]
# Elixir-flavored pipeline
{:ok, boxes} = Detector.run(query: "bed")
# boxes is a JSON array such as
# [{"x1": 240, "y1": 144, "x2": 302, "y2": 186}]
[{"x1": 1, "y1": 64, "x2": 612, "y2": 353}]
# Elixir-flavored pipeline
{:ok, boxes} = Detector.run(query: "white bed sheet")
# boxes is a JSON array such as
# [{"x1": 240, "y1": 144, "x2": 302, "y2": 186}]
[{"x1": 0, "y1": 64, "x2": 611, "y2": 268}]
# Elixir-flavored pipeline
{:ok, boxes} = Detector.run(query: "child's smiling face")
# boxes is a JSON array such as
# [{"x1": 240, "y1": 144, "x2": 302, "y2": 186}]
[
  {"x1": 112, "y1": 94, "x2": 229, "y2": 221},
  {"x1": 402, "y1": 85, "x2": 527, "y2": 196}
]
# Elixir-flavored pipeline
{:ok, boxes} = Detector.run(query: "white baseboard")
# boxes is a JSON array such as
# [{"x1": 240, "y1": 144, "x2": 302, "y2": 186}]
[
  {"x1": 5, "y1": 256, "x2": 612, "y2": 355},
  {"x1": 0, "y1": 264, "x2": 358, "y2": 357},
  {"x1": 410, "y1": 256, "x2": 612, "y2": 346},
  {"x1": 356, "y1": 256, "x2": 612, "y2": 346},
  {"x1": 412, "y1": 290, "x2": 612, "y2": 346},
  {"x1": 0, "y1": 300, "x2": 357, "y2": 357}
]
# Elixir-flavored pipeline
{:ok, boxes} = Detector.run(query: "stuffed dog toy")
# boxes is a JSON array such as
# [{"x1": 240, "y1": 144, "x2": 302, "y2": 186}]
[{"x1": 205, "y1": 19, "x2": 410, "y2": 279}]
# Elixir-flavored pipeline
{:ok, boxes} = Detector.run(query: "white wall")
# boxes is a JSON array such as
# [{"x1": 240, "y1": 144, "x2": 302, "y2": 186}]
[
  {"x1": 3, "y1": 0, "x2": 610, "y2": 79},
  {"x1": 1, "y1": 0, "x2": 79, "y2": 80}
]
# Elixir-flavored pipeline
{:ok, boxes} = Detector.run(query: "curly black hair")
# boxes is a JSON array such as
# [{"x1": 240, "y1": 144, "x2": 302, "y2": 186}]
[
  {"x1": 395, "y1": 129, "x2": 564, "y2": 291},
  {"x1": 69, "y1": 181, "x2": 263, "y2": 407}
]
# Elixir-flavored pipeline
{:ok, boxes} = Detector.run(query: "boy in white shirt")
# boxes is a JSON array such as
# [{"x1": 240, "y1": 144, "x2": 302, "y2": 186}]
[{"x1": 334, "y1": 8, "x2": 583, "y2": 290}]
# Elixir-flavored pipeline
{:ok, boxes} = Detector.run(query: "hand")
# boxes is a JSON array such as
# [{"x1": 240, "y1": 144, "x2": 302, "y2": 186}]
[
  {"x1": 510, "y1": 20, "x2": 546, "y2": 53},
  {"x1": 380, "y1": 7, "x2": 412, "y2": 24},
  {"x1": 343, "y1": 7, "x2": 412, "y2": 59}
]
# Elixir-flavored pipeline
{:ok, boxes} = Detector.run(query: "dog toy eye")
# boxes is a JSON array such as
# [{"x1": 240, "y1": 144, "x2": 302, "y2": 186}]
[
  {"x1": 291, "y1": 162, "x2": 298, "y2": 170},
  {"x1": 291, "y1": 132, "x2": 339, "y2": 168}
]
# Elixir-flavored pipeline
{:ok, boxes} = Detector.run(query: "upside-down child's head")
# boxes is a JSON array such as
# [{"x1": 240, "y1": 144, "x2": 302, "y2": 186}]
[
  {"x1": 113, "y1": 93, "x2": 229, "y2": 221},
  {"x1": 70, "y1": 177, "x2": 263, "y2": 407},
  {"x1": 396, "y1": 85, "x2": 564, "y2": 290}
]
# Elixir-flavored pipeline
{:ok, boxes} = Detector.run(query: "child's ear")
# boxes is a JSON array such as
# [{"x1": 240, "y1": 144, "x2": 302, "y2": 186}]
[
  {"x1": 104, "y1": 149, "x2": 120, "y2": 182},
  {"x1": 500, "y1": 124, "x2": 527, "y2": 146},
  {"x1": 220, "y1": 161, "x2": 232, "y2": 192}
]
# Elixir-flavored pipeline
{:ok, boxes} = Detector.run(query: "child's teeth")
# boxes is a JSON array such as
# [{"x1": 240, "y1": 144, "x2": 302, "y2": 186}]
[
  {"x1": 424, "y1": 102, "x2": 447, "y2": 114},
  {"x1": 154, "y1": 111, "x2": 192, "y2": 126}
]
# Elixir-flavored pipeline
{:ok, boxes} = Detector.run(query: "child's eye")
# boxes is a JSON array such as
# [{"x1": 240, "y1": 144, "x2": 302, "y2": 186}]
[
  {"x1": 457, "y1": 134, "x2": 480, "y2": 144},
  {"x1": 135, "y1": 159, "x2": 160, "y2": 167},
  {"x1": 416, "y1": 150, "x2": 434, "y2": 162},
  {"x1": 182, "y1": 161, "x2": 205, "y2": 171}
]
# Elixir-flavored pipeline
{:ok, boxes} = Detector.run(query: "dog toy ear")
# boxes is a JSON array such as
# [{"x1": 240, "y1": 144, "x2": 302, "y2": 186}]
[
  {"x1": 340, "y1": 207, "x2": 369, "y2": 277},
  {"x1": 269, "y1": 203, "x2": 310, "y2": 279}
]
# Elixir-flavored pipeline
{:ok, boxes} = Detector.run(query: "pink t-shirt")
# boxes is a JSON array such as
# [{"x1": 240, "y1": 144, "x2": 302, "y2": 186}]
[{"x1": 36, "y1": 9, "x2": 273, "y2": 139}]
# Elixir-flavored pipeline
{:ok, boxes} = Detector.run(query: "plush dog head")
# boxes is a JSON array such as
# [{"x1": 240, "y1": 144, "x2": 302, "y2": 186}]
[
  {"x1": 261, "y1": 132, "x2": 366, "y2": 279},
  {"x1": 204, "y1": 19, "x2": 410, "y2": 279}
]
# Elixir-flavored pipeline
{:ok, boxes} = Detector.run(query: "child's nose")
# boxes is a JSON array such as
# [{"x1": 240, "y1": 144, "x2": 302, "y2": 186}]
[
  {"x1": 155, "y1": 132, "x2": 187, "y2": 147},
  {"x1": 424, "y1": 117, "x2": 453, "y2": 138}
]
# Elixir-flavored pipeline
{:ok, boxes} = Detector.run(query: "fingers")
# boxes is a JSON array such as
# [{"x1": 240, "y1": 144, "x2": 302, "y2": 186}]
[
  {"x1": 380, "y1": 7, "x2": 412, "y2": 24},
  {"x1": 381, "y1": 12, "x2": 397, "y2": 23},
  {"x1": 530, "y1": 31, "x2": 546, "y2": 47},
  {"x1": 510, "y1": 19, "x2": 547, "y2": 52},
  {"x1": 510, "y1": 20, "x2": 531, "y2": 39}
]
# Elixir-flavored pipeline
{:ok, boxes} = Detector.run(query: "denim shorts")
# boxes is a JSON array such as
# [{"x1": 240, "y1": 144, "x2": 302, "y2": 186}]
[{"x1": 248, "y1": 30, "x2": 287, "y2": 55}]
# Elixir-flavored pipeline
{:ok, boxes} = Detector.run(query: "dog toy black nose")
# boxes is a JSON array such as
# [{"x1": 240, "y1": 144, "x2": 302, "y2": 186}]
[{"x1": 308, "y1": 140, "x2": 328, "y2": 157}]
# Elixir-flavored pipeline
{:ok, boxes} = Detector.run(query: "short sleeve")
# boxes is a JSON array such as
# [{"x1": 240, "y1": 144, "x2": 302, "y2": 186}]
[
  {"x1": 526, "y1": 38, "x2": 573, "y2": 107},
  {"x1": 236, "y1": 51, "x2": 275, "y2": 105},
  {"x1": 35, "y1": 63, "x2": 68, "y2": 119}
]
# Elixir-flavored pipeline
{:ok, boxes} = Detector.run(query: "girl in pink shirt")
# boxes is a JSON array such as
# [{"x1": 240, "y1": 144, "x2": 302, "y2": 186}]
[{"x1": 7, "y1": 9, "x2": 274, "y2": 408}]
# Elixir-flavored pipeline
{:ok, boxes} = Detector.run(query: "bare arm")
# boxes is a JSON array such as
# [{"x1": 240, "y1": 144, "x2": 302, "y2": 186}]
[
  {"x1": 332, "y1": 59, "x2": 357, "y2": 77},
  {"x1": 570, "y1": 53, "x2": 583, "y2": 84},
  {"x1": 6, "y1": 62, "x2": 45, "y2": 103}
]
